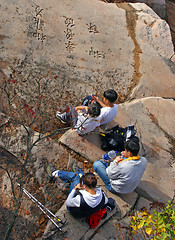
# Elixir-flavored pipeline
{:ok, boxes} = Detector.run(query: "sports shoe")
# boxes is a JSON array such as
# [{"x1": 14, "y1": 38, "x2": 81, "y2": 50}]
[
  {"x1": 56, "y1": 111, "x2": 67, "y2": 124},
  {"x1": 47, "y1": 163, "x2": 57, "y2": 180}
]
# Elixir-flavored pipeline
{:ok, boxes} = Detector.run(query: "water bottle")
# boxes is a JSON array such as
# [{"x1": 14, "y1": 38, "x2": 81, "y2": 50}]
[{"x1": 102, "y1": 150, "x2": 117, "y2": 161}]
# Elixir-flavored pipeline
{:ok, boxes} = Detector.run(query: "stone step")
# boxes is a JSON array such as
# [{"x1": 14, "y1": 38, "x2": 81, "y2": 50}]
[
  {"x1": 97, "y1": 176, "x2": 138, "y2": 218},
  {"x1": 43, "y1": 201, "x2": 118, "y2": 240},
  {"x1": 59, "y1": 129, "x2": 105, "y2": 162}
]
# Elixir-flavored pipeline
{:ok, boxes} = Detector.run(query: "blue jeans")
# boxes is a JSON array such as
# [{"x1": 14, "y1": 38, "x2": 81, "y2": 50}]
[
  {"x1": 81, "y1": 95, "x2": 93, "y2": 106},
  {"x1": 93, "y1": 160, "x2": 117, "y2": 194},
  {"x1": 81, "y1": 95, "x2": 102, "y2": 108},
  {"x1": 57, "y1": 169, "x2": 84, "y2": 193}
]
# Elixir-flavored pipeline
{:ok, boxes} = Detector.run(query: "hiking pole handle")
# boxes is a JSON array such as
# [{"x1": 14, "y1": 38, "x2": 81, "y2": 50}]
[{"x1": 35, "y1": 201, "x2": 63, "y2": 231}]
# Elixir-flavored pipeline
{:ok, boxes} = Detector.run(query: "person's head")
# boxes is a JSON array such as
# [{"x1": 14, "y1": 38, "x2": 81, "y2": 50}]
[
  {"x1": 81, "y1": 172, "x2": 97, "y2": 189},
  {"x1": 103, "y1": 89, "x2": 118, "y2": 103},
  {"x1": 124, "y1": 139, "x2": 140, "y2": 157},
  {"x1": 88, "y1": 103, "x2": 101, "y2": 117}
]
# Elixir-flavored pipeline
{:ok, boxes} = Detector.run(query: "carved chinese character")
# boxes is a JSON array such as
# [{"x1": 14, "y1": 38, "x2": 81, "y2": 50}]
[
  {"x1": 64, "y1": 28, "x2": 74, "y2": 40},
  {"x1": 89, "y1": 47, "x2": 94, "y2": 56},
  {"x1": 63, "y1": 16, "x2": 75, "y2": 28},
  {"x1": 88, "y1": 47, "x2": 105, "y2": 59},
  {"x1": 65, "y1": 41, "x2": 75, "y2": 52},
  {"x1": 86, "y1": 23, "x2": 99, "y2": 34},
  {"x1": 33, "y1": 17, "x2": 44, "y2": 31},
  {"x1": 35, "y1": 6, "x2": 43, "y2": 17}
]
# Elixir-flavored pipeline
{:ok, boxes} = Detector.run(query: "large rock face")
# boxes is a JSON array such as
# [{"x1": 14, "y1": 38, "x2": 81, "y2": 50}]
[
  {"x1": 115, "y1": 97, "x2": 175, "y2": 200},
  {"x1": 0, "y1": 0, "x2": 175, "y2": 239},
  {"x1": 0, "y1": 0, "x2": 174, "y2": 108},
  {"x1": 166, "y1": 0, "x2": 175, "y2": 50},
  {"x1": 129, "y1": 0, "x2": 167, "y2": 19}
]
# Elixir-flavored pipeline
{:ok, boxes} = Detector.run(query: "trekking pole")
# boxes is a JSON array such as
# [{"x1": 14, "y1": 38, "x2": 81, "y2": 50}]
[
  {"x1": 21, "y1": 184, "x2": 64, "y2": 223},
  {"x1": 17, "y1": 183, "x2": 65, "y2": 231}
]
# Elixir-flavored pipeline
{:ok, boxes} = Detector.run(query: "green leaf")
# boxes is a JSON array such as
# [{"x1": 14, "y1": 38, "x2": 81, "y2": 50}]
[{"x1": 161, "y1": 232, "x2": 170, "y2": 239}]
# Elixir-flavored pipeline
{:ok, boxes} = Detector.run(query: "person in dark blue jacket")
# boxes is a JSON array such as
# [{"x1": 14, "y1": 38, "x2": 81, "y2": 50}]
[
  {"x1": 66, "y1": 172, "x2": 108, "y2": 218},
  {"x1": 47, "y1": 163, "x2": 113, "y2": 218}
]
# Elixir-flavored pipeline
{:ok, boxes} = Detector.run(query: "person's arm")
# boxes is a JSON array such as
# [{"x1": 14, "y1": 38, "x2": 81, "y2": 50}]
[
  {"x1": 66, "y1": 184, "x2": 83, "y2": 207},
  {"x1": 93, "y1": 96, "x2": 107, "y2": 108},
  {"x1": 75, "y1": 106, "x2": 89, "y2": 114},
  {"x1": 103, "y1": 192, "x2": 109, "y2": 204},
  {"x1": 114, "y1": 155, "x2": 124, "y2": 164},
  {"x1": 106, "y1": 159, "x2": 122, "y2": 180}
]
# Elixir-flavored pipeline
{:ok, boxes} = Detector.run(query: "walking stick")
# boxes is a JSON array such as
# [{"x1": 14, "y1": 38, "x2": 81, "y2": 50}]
[{"x1": 17, "y1": 183, "x2": 66, "y2": 232}]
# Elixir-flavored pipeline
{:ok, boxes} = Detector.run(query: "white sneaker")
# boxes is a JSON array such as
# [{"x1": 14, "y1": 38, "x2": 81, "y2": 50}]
[{"x1": 56, "y1": 111, "x2": 66, "y2": 124}]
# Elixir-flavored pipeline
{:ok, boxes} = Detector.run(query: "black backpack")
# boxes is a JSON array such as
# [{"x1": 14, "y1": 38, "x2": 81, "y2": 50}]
[{"x1": 100, "y1": 125, "x2": 139, "y2": 152}]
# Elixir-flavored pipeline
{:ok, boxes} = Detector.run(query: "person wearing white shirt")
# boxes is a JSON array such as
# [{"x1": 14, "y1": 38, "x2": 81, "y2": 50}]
[{"x1": 94, "y1": 89, "x2": 118, "y2": 126}]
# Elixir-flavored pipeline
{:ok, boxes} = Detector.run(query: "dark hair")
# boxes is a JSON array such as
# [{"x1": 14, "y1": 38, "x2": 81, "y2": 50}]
[
  {"x1": 124, "y1": 139, "x2": 140, "y2": 156},
  {"x1": 81, "y1": 173, "x2": 97, "y2": 189},
  {"x1": 88, "y1": 103, "x2": 101, "y2": 117},
  {"x1": 104, "y1": 89, "x2": 118, "y2": 103}
]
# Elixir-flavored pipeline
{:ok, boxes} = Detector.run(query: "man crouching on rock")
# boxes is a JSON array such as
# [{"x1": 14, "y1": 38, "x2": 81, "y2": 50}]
[{"x1": 93, "y1": 139, "x2": 147, "y2": 194}]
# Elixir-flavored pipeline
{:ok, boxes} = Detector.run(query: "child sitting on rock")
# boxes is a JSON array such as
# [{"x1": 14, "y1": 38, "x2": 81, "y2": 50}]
[{"x1": 56, "y1": 103, "x2": 101, "y2": 135}]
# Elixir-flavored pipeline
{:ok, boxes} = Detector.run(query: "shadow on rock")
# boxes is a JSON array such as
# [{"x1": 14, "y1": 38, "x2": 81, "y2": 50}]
[
  {"x1": 140, "y1": 143, "x2": 160, "y2": 163},
  {"x1": 135, "y1": 180, "x2": 171, "y2": 203}
]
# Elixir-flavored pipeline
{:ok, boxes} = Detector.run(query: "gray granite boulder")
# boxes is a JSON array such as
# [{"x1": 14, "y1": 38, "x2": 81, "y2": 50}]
[{"x1": 0, "y1": 0, "x2": 174, "y2": 108}]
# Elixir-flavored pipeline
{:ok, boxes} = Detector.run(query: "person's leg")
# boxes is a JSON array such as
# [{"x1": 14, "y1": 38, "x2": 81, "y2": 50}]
[
  {"x1": 81, "y1": 95, "x2": 93, "y2": 106},
  {"x1": 56, "y1": 110, "x2": 73, "y2": 124},
  {"x1": 60, "y1": 112, "x2": 72, "y2": 122},
  {"x1": 69, "y1": 169, "x2": 84, "y2": 192},
  {"x1": 53, "y1": 170, "x2": 75, "y2": 181},
  {"x1": 53, "y1": 169, "x2": 84, "y2": 193},
  {"x1": 71, "y1": 107, "x2": 78, "y2": 125},
  {"x1": 93, "y1": 160, "x2": 117, "y2": 194}
]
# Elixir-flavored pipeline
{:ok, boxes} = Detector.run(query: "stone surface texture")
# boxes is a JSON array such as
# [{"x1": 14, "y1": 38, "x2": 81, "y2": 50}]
[
  {"x1": 129, "y1": 0, "x2": 166, "y2": 19},
  {"x1": 0, "y1": 0, "x2": 175, "y2": 239},
  {"x1": 116, "y1": 97, "x2": 175, "y2": 200},
  {"x1": 0, "y1": 0, "x2": 175, "y2": 106},
  {"x1": 166, "y1": 0, "x2": 175, "y2": 50}
]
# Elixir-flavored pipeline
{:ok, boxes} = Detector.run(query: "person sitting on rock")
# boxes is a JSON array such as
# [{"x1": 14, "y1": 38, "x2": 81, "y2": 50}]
[
  {"x1": 93, "y1": 89, "x2": 118, "y2": 126},
  {"x1": 47, "y1": 164, "x2": 115, "y2": 221},
  {"x1": 56, "y1": 103, "x2": 101, "y2": 135},
  {"x1": 93, "y1": 139, "x2": 147, "y2": 194}
]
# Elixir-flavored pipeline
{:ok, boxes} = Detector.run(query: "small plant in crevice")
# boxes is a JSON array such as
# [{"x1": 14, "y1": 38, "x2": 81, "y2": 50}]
[{"x1": 130, "y1": 199, "x2": 175, "y2": 240}]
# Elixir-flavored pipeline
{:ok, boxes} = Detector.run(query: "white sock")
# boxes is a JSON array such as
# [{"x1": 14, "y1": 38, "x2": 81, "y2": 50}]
[{"x1": 52, "y1": 170, "x2": 59, "y2": 177}]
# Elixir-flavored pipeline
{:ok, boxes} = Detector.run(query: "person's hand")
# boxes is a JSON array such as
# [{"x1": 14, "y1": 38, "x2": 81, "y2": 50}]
[
  {"x1": 121, "y1": 151, "x2": 125, "y2": 156},
  {"x1": 93, "y1": 96, "x2": 99, "y2": 102},
  {"x1": 121, "y1": 151, "x2": 127, "y2": 158},
  {"x1": 114, "y1": 155, "x2": 123, "y2": 164},
  {"x1": 74, "y1": 183, "x2": 83, "y2": 190}
]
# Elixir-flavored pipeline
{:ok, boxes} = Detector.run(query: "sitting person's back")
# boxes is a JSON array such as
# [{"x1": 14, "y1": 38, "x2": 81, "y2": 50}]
[
  {"x1": 74, "y1": 103, "x2": 101, "y2": 135},
  {"x1": 66, "y1": 173, "x2": 108, "y2": 218},
  {"x1": 106, "y1": 152, "x2": 147, "y2": 194},
  {"x1": 56, "y1": 103, "x2": 101, "y2": 135}
]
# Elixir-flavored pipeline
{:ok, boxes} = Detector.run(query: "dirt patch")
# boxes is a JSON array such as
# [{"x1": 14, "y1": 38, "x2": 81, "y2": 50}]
[{"x1": 117, "y1": 3, "x2": 142, "y2": 100}]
